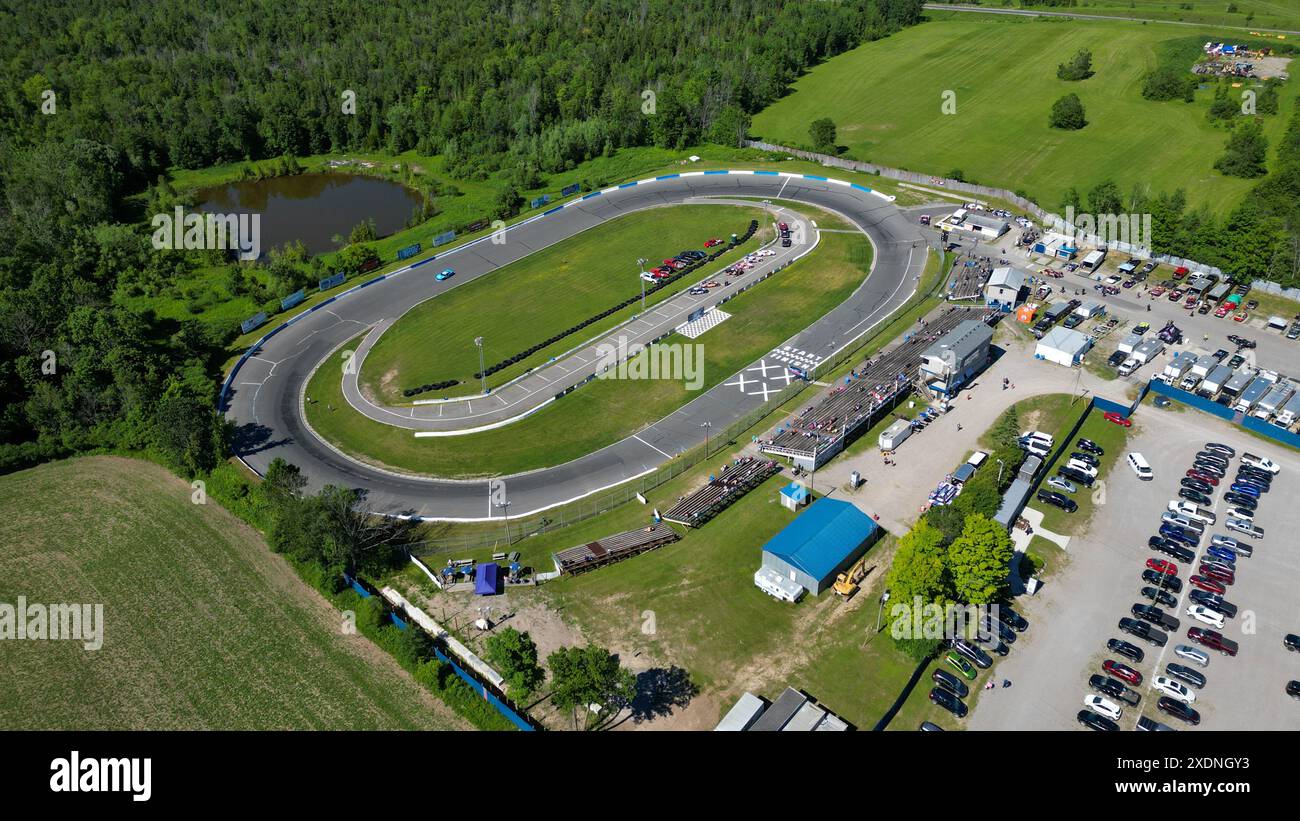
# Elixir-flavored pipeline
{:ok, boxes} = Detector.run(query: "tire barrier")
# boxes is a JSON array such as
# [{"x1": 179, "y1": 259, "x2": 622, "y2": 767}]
[
  {"x1": 405, "y1": 220, "x2": 761, "y2": 393},
  {"x1": 403, "y1": 380, "x2": 461, "y2": 397}
]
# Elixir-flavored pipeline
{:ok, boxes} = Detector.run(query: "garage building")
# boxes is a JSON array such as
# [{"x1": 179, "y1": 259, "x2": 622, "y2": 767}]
[
  {"x1": 984, "y1": 266, "x2": 1028, "y2": 310},
  {"x1": 1035, "y1": 326, "x2": 1093, "y2": 366},
  {"x1": 919, "y1": 319, "x2": 994, "y2": 397},
  {"x1": 754, "y1": 498, "x2": 879, "y2": 598}
]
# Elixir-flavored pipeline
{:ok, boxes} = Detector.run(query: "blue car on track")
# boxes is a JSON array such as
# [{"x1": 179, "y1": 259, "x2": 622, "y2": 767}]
[{"x1": 436, "y1": 268, "x2": 455, "y2": 280}]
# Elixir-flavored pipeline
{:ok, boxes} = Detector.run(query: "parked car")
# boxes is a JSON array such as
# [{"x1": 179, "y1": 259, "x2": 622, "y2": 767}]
[
  {"x1": 945, "y1": 652, "x2": 977, "y2": 680},
  {"x1": 1203, "y1": 442, "x2": 1235, "y2": 457},
  {"x1": 1077, "y1": 709, "x2": 1119, "y2": 731},
  {"x1": 1198, "y1": 564, "x2": 1235, "y2": 585},
  {"x1": 929, "y1": 686, "x2": 967, "y2": 718},
  {"x1": 932, "y1": 668, "x2": 970, "y2": 699},
  {"x1": 951, "y1": 639, "x2": 992, "y2": 669},
  {"x1": 1185, "y1": 605, "x2": 1226, "y2": 629},
  {"x1": 1166, "y1": 663, "x2": 1207, "y2": 690},
  {"x1": 1036, "y1": 489, "x2": 1077, "y2": 512},
  {"x1": 1146, "y1": 558, "x2": 1178, "y2": 576},
  {"x1": 1188, "y1": 575, "x2": 1226, "y2": 595},
  {"x1": 1142, "y1": 569, "x2": 1182, "y2": 592},
  {"x1": 1069, "y1": 451, "x2": 1099, "y2": 468},
  {"x1": 1180, "y1": 478, "x2": 1213, "y2": 494},
  {"x1": 1287, "y1": 681, "x2": 1300, "y2": 700},
  {"x1": 1189, "y1": 590, "x2": 1237, "y2": 618},
  {"x1": 1104, "y1": 411, "x2": 1132, "y2": 427},
  {"x1": 1186, "y1": 470, "x2": 1219, "y2": 486},
  {"x1": 1118, "y1": 616, "x2": 1167, "y2": 647},
  {"x1": 1221, "y1": 493, "x2": 1256, "y2": 510},
  {"x1": 1174, "y1": 645, "x2": 1210, "y2": 668},
  {"x1": 1241, "y1": 453, "x2": 1281, "y2": 474},
  {"x1": 1107, "y1": 638, "x2": 1145, "y2": 663},
  {"x1": 1082, "y1": 695, "x2": 1123, "y2": 721},
  {"x1": 1103, "y1": 659, "x2": 1143, "y2": 685},
  {"x1": 1187, "y1": 627, "x2": 1238, "y2": 656},
  {"x1": 1225, "y1": 518, "x2": 1263, "y2": 539},
  {"x1": 1178, "y1": 489, "x2": 1212, "y2": 507},
  {"x1": 1157, "y1": 696, "x2": 1201, "y2": 726},
  {"x1": 1285, "y1": 634, "x2": 1300, "y2": 652},
  {"x1": 1136, "y1": 716, "x2": 1176, "y2": 731},
  {"x1": 1047, "y1": 476, "x2": 1077, "y2": 494},
  {"x1": 1077, "y1": 438, "x2": 1104, "y2": 456},
  {"x1": 1058, "y1": 466, "x2": 1095, "y2": 487},
  {"x1": 1150, "y1": 540, "x2": 1194, "y2": 564},
  {"x1": 1152, "y1": 676, "x2": 1196, "y2": 704},
  {"x1": 1089, "y1": 674, "x2": 1141, "y2": 706},
  {"x1": 1140, "y1": 586, "x2": 1177, "y2": 608},
  {"x1": 1132, "y1": 604, "x2": 1179, "y2": 631}
]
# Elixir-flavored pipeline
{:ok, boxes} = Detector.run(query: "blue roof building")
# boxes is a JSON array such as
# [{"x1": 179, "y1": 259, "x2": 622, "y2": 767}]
[{"x1": 755, "y1": 498, "x2": 879, "y2": 597}]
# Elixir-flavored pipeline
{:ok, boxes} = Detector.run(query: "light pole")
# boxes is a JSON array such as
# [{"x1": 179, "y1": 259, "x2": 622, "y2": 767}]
[
  {"x1": 700, "y1": 421, "x2": 712, "y2": 457},
  {"x1": 474, "y1": 336, "x2": 487, "y2": 394},
  {"x1": 996, "y1": 458, "x2": 1005, "y2": 485},
  {"x1": 637, "y1": 258, "x2": 648, "y2": 313}
]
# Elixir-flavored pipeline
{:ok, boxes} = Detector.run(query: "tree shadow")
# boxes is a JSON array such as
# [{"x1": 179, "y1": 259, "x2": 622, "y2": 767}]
[
  {"x1": 229, "y1": 421, "x2": 290, "y2": 456},
  {"x1": 622, "y1": 665, "x2": 699, "y2": 725}
]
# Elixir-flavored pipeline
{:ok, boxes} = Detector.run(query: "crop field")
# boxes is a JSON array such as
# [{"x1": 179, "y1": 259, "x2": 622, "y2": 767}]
[
  {"x1": 359, "y1": 204, "x2": 765, "y2": 402},
  {"x1": 752, "y1": 16, "x2": 1296, "y2": 213},
  {"x1": 305, "y1": 229, "x2": 875, "y2": 478},
  {"x1": 0, "y1": 457, "x2": 465, "y2": 730}
]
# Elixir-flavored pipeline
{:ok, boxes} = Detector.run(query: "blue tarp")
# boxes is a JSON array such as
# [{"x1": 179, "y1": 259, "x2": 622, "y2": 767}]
[
  {"x1": 474, "y1": 562, "x2": 500, "y2": 596},
  {"x1": 761, "y1": 498, "x2": 877, "y2": 581}
]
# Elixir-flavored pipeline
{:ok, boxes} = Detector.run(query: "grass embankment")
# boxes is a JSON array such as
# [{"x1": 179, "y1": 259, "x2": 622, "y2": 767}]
[
  {"x1": 752, "y1": 16, "x2": 1297, "y2": 212},
  {"x1": 305, "y1": 230, "x2": 874, "y2": 477},
  {"x1": 359, "y1": 204, "x2": 765, "y2": 402},
  {"x1": 0, "y1": 457, "x2": 466, "y2": 730}
]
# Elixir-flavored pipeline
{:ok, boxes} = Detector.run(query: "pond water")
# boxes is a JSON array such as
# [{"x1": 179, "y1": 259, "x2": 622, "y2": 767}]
[{"x1": 196, "y1": 172, "x2": 422, "y2": 256}]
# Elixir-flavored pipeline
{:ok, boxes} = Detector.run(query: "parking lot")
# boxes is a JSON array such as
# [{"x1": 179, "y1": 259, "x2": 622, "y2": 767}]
[{"x1": 970, "y1": 405, "x2": 1300, "y2": 730}]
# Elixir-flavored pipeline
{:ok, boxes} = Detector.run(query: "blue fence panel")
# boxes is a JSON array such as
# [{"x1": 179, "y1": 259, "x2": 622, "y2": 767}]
[
  {"x1": 530, "y1": 194, "x2": 551, "y2": 209},
  {"x1": 396, "y1": 243, "x2": 422, "y2": 261},
  {"x1": 318, "y1": 272, "x2": 346, "y2": 291},
  {"x1": 1242, "y1": 416, "x2": 1300, "y2": 450},
  {"x1": 561, "y1": 183, "x2": 581, "y2": 197},
  {"x1": 1091, "y1": 396, "x2": 1130, "y2": 418},
  {"x1": 432, "y1": 230, "x2": 456, "y2": 247},
  {"x1": 433, "y1": 647, "x2": 535, "y2": 732},
  {"x1": 280, "y1": 289, "x2": 306, "y2": 311},
  {"x1": 1147, "y1": 380, "x2": 1235, "y2": 420},
  {"x1": 240, "y1": 312, "x2": 268, "y2": 334}
]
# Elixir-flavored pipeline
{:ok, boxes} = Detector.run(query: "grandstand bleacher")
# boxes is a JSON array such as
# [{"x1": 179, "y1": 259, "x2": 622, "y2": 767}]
[
  {"x1": 662, "y1": 456, "x2": 782, "y2": 527},
  {"x1": 761, "y1": 307, "x2": 997, "y2": 468},
  {"x1": 552, "y1": 523, "x2": 681, "y2": 576}
]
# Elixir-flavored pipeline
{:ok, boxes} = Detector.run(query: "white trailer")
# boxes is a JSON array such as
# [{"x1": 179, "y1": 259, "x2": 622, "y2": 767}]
[
  {"x1": 1253, "y1": 381, "x2": 1295, "y2": 419},
  {"x1": 878, "y1": 418, "x2": 913, "y2": 451}
]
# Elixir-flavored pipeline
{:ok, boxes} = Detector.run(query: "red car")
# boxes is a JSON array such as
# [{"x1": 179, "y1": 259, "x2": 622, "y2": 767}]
[
  {"x1": 1103, "y1": 659, "x2": 1143, "y2": 685},
  {"x1": 1175, "y1": 266, "x2": 1190, "y2": 278},
  {"x1": 1104, "y1": 411, "x2": 1132, "y2": 427},
  {"x1": 1189, "y1": 575, "x2": 1226, "y2": 595},
  {"x1": 1215, "y1": 304, "x2": 1231, "y2": 318},
  {"x1": 703, "y1": 238, "x2": 722, "y2": 248},
  {"x1": 1168, "y1": 289, "x2": 1184, "y2": 301},
  {"x1": 1188, "y1": 627, "x2": 1238, "y2": 657},
  {"x1": 1186, "y1": 469, "x2": 1219, "y2": 486},
  {"x1": 1151, "y1": 286, "x2": 1167, "y2": 297},
  {"x1": 1234, "y1": 312, "x2": 1248, "y2": 323},
  {"x1": 1146, "y1": 558, "x2": 1177, "y2": 575},
  {"x1": 778, "y1": 222, "x2": 789, "y2": 232},
  {"x1": 1199, "y1": 564, "x2": 1235, "y2": 586}
]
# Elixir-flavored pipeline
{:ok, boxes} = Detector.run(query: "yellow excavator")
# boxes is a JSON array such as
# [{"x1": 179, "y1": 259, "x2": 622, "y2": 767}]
[{"x1": 833, "y1": 555, "x2": 872, "y2": 598}]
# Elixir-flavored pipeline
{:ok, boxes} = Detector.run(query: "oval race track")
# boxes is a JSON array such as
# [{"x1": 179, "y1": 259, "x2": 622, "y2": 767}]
[{"x1": 223, "y1": 170, "x2": 933, "y2": 520}]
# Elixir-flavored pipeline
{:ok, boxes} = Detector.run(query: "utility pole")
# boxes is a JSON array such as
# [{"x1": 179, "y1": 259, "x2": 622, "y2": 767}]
[
  {"x1": 637, "y1": 258, "x2": 648, "y2": 313},
  {"x1": 495, "y1": 500, "x2": 511, "y2": 543},
  {"x1": 475, "y1": 336, "x2": 487, "y2": 394},
  {"x1": 700, "y1": 421, "x2": 712, "y2": 457}
]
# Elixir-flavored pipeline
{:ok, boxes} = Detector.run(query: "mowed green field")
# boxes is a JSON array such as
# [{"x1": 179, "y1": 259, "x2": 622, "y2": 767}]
[
  {"x1": 1046, "y1": 0, "x2": 1300, "y2": 31},
  {"x1": 360, "y1": 204, "x2": 764, "y2": 403},
  {"x1": 752, "y1": 17, "x2": 1296, "y2": 212},
  {"x1": 0, "y1": 457, "x2": 465, "y2": 730},
  {"x1": 308, "y1": 231, "x2": 878, "y2": 478}
]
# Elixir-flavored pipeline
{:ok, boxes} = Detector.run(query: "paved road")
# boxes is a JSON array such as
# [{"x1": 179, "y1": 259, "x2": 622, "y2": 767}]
[
  {"x1": 924, "y1": 4, "x2": 1300, "y2": 35},
  {"x1": 224, "y1": 171, "x2": 930, "y2": 520}
]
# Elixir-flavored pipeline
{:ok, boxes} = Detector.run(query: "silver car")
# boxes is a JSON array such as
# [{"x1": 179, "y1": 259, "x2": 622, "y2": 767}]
[
  {"x1": 1225, "y1": 517, "x2": 1263, "y2": 539},
  {"x1": 1174, "y1": 644, "x2": 1210, "y2": 668},
  {"x1": 1048, "y1": 476, "x2": 1077, "y2": 494}
]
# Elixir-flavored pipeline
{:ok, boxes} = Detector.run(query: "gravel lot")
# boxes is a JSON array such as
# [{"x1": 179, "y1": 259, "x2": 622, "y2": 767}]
[{"x1": 970, "y1": 406, "x2": 1300, "y2": 731}]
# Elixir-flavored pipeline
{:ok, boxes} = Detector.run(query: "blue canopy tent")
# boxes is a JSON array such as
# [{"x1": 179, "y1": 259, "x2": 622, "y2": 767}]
[{"x1": 474, "y1": 562, "x2": 500, "y2": 595}]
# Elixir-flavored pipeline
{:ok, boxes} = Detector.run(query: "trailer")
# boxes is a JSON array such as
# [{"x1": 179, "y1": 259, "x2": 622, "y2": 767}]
[
  {"x1": 1274, "y1": 391, "x2": 1300, "y2": 428},
  {"x1": 1233, "y1": 376, "x2": 1272, "y2": 413},
  {"x1": 1198, "y1": 364, "x2": 1232, "y2": 398},
  {"x1": 1118, "y1": 332, "x2": 1143, "y2": 355},
  {"x1": 1162, "y1": 351, "x2": 1198, "y2": 383},
  {"x1": 879, "y1": 418, "x2": 913, "y2": 451},
  {"x1": 1220, "y1": 368, "x2": 1256, "y2": 401},
  {"x1": 1252, "y1": 381, "x2": 1295, "y2": 419},
  {"x1": 1132, "y1": 338, "x2": 1165, "y2": 365}
]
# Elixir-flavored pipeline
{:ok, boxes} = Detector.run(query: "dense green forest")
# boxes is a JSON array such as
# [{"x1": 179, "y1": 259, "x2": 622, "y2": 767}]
[{"x1": 0, "y1": 0, "x2": 923, "y2": 469}]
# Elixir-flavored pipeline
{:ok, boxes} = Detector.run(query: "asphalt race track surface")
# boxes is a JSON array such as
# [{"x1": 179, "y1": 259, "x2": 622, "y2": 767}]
[{"x1": 224, "y1": 171, "x2": 928, "y2": 520}]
